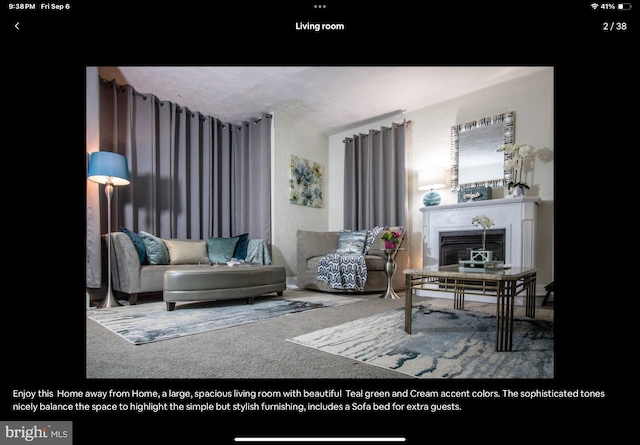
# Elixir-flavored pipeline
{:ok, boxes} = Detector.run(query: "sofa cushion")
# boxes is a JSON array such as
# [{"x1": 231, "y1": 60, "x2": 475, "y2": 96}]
[
  {"x1": 163, "y1": 239, "x2": 210, "y2": 265},
  {"x1": 207, "y1": 237, "x2": 239, "y2": 263},
  {"x1": 336, "y1": 230, "x2": 368, "y2": 254},
  {"x1": 363, "y1": 255, "x2": 386, "y2": 271},
  {"x1": 120, "y1": 226, "x2": 146, "y2": 264},
  {"x1": 140, "y1": 231, "x2": 170, "y2": 265},
  {"x1": 233, "y1": 233, "x2": 250, "y2": 260}
]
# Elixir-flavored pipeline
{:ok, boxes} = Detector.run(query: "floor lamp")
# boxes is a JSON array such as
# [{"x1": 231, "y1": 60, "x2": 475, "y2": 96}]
[{"x1": 88, "y1": 151, "x2": 131, "y2": 309}]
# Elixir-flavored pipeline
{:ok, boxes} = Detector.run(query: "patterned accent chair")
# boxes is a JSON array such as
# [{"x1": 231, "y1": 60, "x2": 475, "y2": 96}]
[{"x1": 296, "y1": 227, "x2": 408, "y2": 293}]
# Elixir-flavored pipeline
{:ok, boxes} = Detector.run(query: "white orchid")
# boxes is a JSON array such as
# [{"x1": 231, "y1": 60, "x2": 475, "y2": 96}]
[
  {"x1": 472, "y1": 215, "x2": 494, "y2": 230},
  {"x1": 472, "y1": 215, "x2": 494, "y2": 251},
  {"x1": 497, "y1": 143, "x2": 534, "y2": 189}
]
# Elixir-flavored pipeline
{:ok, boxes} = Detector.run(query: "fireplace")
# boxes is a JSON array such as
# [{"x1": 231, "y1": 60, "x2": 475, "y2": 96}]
[
  {"x1": 422, "y1": 196, "x2": 538, "y2": 269},
  {"x1": 439, "y1": 229, "x2": 506, "y2": 266},
  {"x1": 420, "y1": 196, "x2": 539, "y2": 303}
]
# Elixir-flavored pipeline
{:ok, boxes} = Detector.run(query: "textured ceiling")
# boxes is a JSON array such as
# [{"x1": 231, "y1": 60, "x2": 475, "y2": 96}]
[{"x1": 98, "y1": 66, "x2": 549, "y2": 136}]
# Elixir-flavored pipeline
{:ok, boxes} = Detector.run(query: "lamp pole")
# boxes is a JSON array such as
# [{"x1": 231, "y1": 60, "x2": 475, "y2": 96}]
[{"x1": 98, "y1": 179, "x2": 119, "y2": 309}]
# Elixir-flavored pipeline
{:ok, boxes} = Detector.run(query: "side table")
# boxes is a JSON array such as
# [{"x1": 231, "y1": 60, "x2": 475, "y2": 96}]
[{"x1": 375, "y1": 248, "x2": 404, "y2": 299}]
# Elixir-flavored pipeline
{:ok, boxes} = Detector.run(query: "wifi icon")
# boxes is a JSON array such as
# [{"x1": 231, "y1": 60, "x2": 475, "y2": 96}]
[{"x1": 591, "y1": 2, "x2": 599, "y2": 8}]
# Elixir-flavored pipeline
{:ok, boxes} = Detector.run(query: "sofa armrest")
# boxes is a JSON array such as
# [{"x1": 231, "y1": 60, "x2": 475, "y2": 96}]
[{"x1": 110, "y1": 232, "x2": 142, "y2": 294}]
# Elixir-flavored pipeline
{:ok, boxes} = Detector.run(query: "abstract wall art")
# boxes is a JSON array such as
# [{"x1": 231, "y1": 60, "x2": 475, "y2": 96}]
[{"x1": 289, "y1": 155, "x2": 323, "y2": 208}]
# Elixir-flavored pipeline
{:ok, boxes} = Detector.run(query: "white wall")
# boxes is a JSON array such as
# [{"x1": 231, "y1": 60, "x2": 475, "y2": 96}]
[
  {"x1": 324, "y1": 68, "x2": 554, "y2": 289},
  {"x1": 271, "y1": 112, "x2": 329, "y2": 278}
]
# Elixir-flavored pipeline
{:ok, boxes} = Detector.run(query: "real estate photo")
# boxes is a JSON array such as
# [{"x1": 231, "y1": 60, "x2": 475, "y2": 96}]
[{"x1": 85, "y1": 66, "x2": 554, "y2": 379}]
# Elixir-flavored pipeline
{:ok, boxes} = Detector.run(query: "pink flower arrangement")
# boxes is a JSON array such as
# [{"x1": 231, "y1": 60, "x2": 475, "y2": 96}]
[{"x1": 382, "y1": 227, "x2": 403, "y2": 249}]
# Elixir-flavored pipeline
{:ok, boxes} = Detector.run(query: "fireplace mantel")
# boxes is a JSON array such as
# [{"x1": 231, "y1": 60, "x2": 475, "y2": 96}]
[
  {"x1": 421, "y1": 196, "x2": 540, "y2": 269},
  {"x1": 419, "y1": 196, "x2": 540, "y2": 303}
]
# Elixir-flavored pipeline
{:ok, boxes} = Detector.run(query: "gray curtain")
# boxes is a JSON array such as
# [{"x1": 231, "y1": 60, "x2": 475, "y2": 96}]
[
  {"x1": 86, "y1": 78, "x2": 272, "y2": 286},
  {"x1": 343, "y1": 121, "x2": 409, "y2": 230}
]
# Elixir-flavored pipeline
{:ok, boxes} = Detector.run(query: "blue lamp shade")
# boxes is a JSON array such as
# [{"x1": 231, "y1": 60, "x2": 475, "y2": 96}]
[{"x1": 88, "y1": 151, "x2": 130, "y2": 186}]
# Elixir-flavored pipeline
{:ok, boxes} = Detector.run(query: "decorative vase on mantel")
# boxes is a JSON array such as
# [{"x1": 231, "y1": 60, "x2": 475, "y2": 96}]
[{"x1": 508, "y1": 184, "x2": 527, "y2": 198}]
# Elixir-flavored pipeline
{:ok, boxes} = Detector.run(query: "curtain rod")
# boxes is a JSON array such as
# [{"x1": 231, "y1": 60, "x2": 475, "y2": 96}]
[
  {"x1": 342, "y1": 120, "x2": 413, "y2": 143},
  {"x1": 100, "y1": 76, "x2": 272, "y2": 126}
]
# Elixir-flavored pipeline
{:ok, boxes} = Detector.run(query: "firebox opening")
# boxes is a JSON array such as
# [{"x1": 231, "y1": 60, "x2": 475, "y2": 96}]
[{"x1": 439, "y1": 229, "x2": 506, "y2": 266}]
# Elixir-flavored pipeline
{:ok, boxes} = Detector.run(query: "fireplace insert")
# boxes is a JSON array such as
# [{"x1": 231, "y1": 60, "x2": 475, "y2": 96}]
[{"x1": 439, "y1": 229, "x2": 506, "y2": 266}]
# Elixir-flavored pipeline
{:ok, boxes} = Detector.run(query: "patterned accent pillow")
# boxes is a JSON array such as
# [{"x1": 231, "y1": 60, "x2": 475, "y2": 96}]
[
  {"x1": 120, "y1": 226, "x2": 146, "y2": 264},
  {"x1": 139, "y1": 231, "x2": 170, "y2": 265},
  {"x1": 336, "y1": 230, "x2": 368, "y2": 255},
  {"x1": 163, "y1": 239, "x2": 210, "y2": 265},
  {"x1": 364, "y1": 226, "x2": 384, "y2": 254},
  {"x1": 207, "y1": 237, "x2": 239, "y2": 263}
]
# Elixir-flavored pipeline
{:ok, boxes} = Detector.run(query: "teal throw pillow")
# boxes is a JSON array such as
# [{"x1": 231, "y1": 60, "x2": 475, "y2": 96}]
[
  {"x1": 207, "y1": 237, "x2": 239, "y2": 263},
  {"x1": 233, "y1": 233, "x2": 250, "y2": 260},
  {"x1": 336, "y1": 230, "x2": 368, "y2": 255},
  {"x1": 139, "y1": 231, "x2": 170, "y2": 265},
  {"x1": 120, "y1": 226, "x2": 146, "y2": 264}
]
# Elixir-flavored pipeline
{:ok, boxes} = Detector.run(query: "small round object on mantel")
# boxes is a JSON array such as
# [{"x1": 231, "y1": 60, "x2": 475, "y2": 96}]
[{"x1": 423, "y1": 190, "x2": 441, "y2": 206}]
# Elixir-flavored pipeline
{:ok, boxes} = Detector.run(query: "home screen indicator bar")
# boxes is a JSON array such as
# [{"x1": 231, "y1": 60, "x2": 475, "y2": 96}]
[{"x1": 235, "y1": 438, "x2": 406, "y2": 442}]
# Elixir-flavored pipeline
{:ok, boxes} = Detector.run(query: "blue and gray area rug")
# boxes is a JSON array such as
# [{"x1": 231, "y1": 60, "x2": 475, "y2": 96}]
[
  {"x1": 87, "y1": 295, "x2": 361, "y2": 345},
  {"x1": 287, "y1": 305, "x2": 554, "y2": 379}
]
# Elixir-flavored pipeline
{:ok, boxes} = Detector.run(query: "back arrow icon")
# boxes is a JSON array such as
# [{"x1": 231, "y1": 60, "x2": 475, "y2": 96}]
[{"x1": 15, "y1": 22, "x2": 20, "y2": 30}]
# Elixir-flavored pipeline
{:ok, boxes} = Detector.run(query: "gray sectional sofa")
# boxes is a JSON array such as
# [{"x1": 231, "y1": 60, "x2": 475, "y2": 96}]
[
  {"x1": 109, "y1": 231, "x2": 281, "y2": 304},
  {"x1": 296, "y1": 229, "x2": 408, "y2": 293}
]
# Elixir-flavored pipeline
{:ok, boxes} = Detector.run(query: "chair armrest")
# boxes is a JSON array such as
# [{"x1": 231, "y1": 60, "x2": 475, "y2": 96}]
[{"x1": 297, "y1": 230, "x2": 340, "y2": 261}]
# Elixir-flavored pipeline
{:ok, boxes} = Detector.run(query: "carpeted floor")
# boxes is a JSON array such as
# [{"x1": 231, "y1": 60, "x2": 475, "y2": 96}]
[
  {"x1": 87, "y1": 293, "x2": 362, "y2": 344},
  {"x1": 286, "y1": 304, "x2": 554, "y2": 379},
  {"x1": 86, "y1": 288, "x2": 554, "y2": 379}
]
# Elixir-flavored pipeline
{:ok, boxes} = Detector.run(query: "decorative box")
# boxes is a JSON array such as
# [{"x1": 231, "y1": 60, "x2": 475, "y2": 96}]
[
  {"x1": 458, "y1": 186, "x2": 492, "y2": 203},
  {"x1": 470, "y1": 250, "x2": 492, "y2": 262},
  {"x1": 459, "y1": 260, "x2": 504, "y2": 272}
]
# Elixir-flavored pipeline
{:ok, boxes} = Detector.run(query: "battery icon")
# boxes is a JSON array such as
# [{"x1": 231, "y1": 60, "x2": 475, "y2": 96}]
[{"x1": 618, "y1": 3, "x2": 632, "y2": 9}]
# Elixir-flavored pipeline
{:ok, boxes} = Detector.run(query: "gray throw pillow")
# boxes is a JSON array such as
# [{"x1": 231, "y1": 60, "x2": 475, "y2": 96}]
[{"x1": 336, "y1": 230, "x2": 368, "y2": 255}]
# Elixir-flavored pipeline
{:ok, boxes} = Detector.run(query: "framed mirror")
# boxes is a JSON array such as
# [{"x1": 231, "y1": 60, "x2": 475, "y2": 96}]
[{"x1": 450, "y1": 111, "x2": 515, "y2": 191}]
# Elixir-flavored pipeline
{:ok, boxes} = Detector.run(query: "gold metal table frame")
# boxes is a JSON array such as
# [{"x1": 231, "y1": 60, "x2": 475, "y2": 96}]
[{"x1": 404, "y1": 265, "x2": 537, "y2": 351}]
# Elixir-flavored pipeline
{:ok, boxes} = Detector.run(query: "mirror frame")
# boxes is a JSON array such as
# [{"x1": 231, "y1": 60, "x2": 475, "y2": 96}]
[{"x1": 450, "y1": 110, "x2": 515, "y2": 191}]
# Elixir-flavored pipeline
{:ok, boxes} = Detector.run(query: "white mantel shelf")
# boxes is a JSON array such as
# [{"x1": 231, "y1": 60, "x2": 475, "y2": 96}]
[
  {"x1": 418, "y1": 196, "x2": 540, "y2": 304},
  {"x1": 420, "y1": 196, "x2": 540, "y2": 214}
]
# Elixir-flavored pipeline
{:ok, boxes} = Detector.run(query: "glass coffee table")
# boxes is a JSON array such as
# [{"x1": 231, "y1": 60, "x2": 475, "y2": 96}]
[{"x1": 403, "y1": 265, "x2": 537, "y2": 351}]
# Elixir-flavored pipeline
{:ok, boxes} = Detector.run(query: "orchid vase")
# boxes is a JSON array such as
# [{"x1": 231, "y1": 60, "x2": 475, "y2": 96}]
[
  {"x1": 385, "y1": 240, "x2": 398, "y2": 249},
  {"x1": 508, "y1": 184, "x2": 526, "y2": 198}
]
